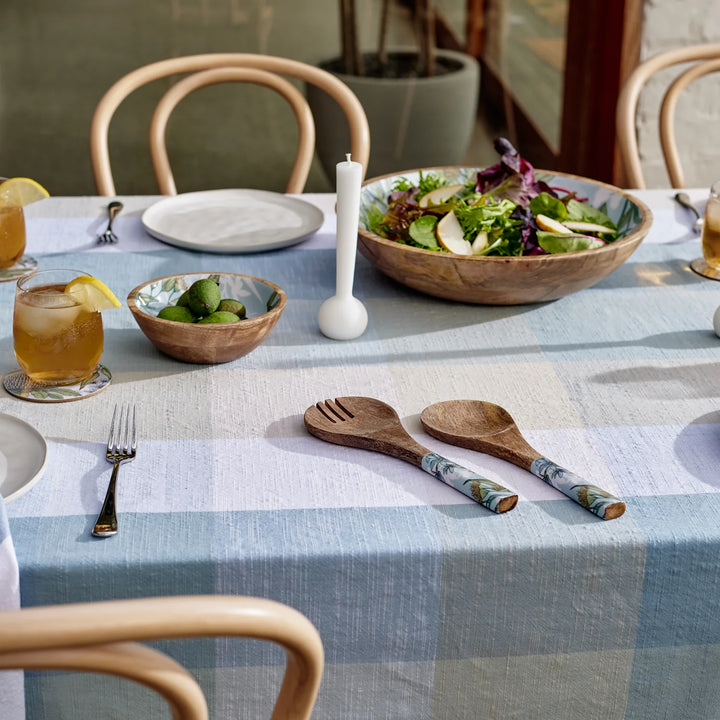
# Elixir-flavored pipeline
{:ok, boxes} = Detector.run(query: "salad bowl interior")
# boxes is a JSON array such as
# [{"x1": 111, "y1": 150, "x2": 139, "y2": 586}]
[{"x1": 357, "y1": 166, "x2": 653, "y2": 305}]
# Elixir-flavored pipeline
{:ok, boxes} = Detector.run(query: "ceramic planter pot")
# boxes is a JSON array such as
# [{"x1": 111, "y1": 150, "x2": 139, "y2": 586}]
[{"x1": 307, "y1": 48, "x2": 480, "y2": 180}]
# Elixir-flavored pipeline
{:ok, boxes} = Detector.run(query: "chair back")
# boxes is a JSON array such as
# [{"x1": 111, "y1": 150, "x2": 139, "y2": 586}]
[
  {"x1": 0, "y1": 595, "x2": 324, "y2": 720},
  {"x1": 616, "y1": 43, "x2": 720, "y2": 188},
  {"x1": 90, "y1": 53, "x2": 370, "y2": 195},
  {"x1": 150, "y1": 67, "x2": 316, "y2": 195}
]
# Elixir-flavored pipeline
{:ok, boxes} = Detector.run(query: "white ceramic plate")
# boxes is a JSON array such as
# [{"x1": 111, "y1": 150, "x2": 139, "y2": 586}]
[
  {"x1": 0, "y1": 414, "x2": 48, "y2": 502},
  {"x1": 142, "y1": 189, "x2": 324, "y2": 253}
]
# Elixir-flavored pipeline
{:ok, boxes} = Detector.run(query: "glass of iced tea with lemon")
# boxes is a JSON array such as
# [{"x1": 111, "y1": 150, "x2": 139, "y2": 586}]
[{"x1": 13, "y1": 270, "x2": 120, "y2": 386}]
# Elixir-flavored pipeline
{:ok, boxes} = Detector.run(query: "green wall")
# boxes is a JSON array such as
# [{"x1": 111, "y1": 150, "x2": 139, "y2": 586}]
[{"x1": 0, "y1": 1, "x2": 353, "y2": 195}]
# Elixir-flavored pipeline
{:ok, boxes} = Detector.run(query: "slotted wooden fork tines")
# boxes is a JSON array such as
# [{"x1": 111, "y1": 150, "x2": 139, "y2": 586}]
[
  {"x1": 304, "y1": 396, "x2": 518, "y2": 514},
  {"x1": 92, "y1": 403, "x2": 137, "y2": 537}
]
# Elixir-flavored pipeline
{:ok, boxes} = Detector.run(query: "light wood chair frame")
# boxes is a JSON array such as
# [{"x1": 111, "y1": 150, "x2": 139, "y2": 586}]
[
  {"x1": 616, "y1": 43, "x2": 720, "y2": 189},
  {"x1": 90, "y1": 53, "x2": 371, "y2": 196},
  {"x1": 0, "y1": 595, "x2": 324, "y2": 720},
  {"x1": 150, "y1": 67, "x2": 316, "y2": 195}
]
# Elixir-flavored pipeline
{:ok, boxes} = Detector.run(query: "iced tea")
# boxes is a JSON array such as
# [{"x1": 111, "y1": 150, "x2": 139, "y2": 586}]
[
  {"x1": 14, "y1": 270, "x2": 104, "y2": 385},
  {"x1": 701, "y1": 181, "x2": 720, "y2": 270},
  {"x1": 0, "y1": 205, "x2": 25, "y2": 268}
]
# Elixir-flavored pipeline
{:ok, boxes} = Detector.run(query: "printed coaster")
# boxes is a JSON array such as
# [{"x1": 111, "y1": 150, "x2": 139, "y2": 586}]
[
  {"x1": 0, "y1": 256, "x2": 38, "y2": 283},
  {"x1": 2, "y1": 364, "x2": 112, "y2": 402}
]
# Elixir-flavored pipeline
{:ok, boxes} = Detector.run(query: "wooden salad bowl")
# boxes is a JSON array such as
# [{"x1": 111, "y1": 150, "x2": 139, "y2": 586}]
[
  {"x1": 357, "y1": 167, "x2": 653, "y2": 305},
  {"x1": 127, "y1": 272, "x2": 286, "y2": 364}
]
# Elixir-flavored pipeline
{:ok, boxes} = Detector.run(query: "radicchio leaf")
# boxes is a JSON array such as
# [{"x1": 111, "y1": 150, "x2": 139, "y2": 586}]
[{"x1": 475, "y1": 137, "x2": 557, "y2": 207}]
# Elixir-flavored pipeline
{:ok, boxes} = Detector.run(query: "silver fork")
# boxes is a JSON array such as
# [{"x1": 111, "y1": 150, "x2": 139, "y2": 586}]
[
  {"x1": 96, "y1": 200, "x2": 123, "y2": 244},
  {"x1": 92, "y1": 404, "x2": 137, "y2": 537}
]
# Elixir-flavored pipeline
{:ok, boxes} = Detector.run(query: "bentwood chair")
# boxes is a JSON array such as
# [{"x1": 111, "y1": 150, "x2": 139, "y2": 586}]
[
  {"x1": 90, "y1": 53, "x2": 370, "y2": 196},
  {"x1": 150, "y1": 67, "x2": 316, "y2": 196},
  {"x1": 0, "y1": 595, "x2": 324, "y2": 720},
  {"x1": 616, "y1": 43, "x2": 720, "y2": 188}
]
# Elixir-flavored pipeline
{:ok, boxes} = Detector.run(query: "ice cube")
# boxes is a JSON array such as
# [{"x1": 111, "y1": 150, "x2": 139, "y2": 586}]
[{"x1": 18, "y1": 299, "x2": 82, "y2": 338}]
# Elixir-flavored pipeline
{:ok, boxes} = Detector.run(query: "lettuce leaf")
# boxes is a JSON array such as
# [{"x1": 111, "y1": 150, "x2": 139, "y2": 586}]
[
  {"x1": 529, "y1": 192, "x2": 568, "y2": 221},
  {"x1": 537, "y1": 231, "x2": 605, "y2": 253},
  {"x1": 408, "y1": 215, "x2": 440, "y2": 249},
  {"x1": 566, "y1": 198, "x2": 616, "y2": 229}
]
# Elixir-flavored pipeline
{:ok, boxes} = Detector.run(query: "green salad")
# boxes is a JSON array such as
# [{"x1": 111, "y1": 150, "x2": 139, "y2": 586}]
[{"x1": 366, "y1": 138, "x2": 620, "y2": 257}]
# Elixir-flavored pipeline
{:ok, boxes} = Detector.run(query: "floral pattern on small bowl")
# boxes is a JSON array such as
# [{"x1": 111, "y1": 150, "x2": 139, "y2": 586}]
[{"x1": 133, "y1": 273, "x2": 281, "y2": 318}]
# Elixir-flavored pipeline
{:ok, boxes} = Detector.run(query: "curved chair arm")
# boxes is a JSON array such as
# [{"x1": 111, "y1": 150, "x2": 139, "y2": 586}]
[
  {"x1": 0, "y1": 641, "x2": 209, "y2": 720},
  {"x1": 91, "y1": 53, "x2": 370, "y2": 196},
  {"x1": 150, "y1": 68, "x2": 316, "y2": 195},
  {"x1": 659, "y1": 57, "x2": 720, "y2": 189},
  {"x1": 616, "y1": 43, "x2": 720, "y2": 189},
  {"x1": 0, "y1": 595, "x2": 324, "y2": 720}
]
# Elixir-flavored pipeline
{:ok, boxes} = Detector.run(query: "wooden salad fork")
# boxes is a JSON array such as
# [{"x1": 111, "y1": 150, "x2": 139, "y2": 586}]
[
  {"x1": 92, "y1": 404, "x2": 137, "y2": 537},
  {"x1": 420, "y1": 400, "x2": 625, "y2": 520},
  {"x1": 304, "y1": 396, "x2": 518, "y2": 514}
]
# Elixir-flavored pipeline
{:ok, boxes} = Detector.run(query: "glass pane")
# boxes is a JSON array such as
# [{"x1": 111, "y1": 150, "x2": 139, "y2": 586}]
[{"x1": 485, "y1": 0, "x2": 568, "y2": 150}]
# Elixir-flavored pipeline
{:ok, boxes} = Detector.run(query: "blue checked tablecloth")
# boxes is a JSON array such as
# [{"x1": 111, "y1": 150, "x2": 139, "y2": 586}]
[{"x1": 1, "y1": 189, "x2": 720, "y2": 720}]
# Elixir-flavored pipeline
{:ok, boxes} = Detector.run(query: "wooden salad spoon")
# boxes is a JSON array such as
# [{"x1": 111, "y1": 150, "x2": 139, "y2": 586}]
[
  {"x1": 304, "y1": 396, "x2": 518, "y2": 514},
  {"x1": 420, "y1": 400, "x2": 625, "y2": 520}
]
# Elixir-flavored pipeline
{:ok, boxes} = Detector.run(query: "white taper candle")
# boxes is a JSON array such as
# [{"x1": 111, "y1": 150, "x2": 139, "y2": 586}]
[{"x1": 334, "y1": 153, "x2": 363, "y2": 298}]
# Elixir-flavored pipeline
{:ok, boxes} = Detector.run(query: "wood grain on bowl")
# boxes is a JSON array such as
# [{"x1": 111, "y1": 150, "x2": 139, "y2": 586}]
[{"x1": 358, "y1": 168, "x2": 653, "y2": 305}]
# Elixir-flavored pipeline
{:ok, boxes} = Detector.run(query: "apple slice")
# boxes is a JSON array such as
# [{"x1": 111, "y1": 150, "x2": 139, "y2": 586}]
[
  {"x1": 563, "y1": 220, "x2": 615, "y2": 234},
  {"x1": 418, "y1": 184, "x2": 464, "y2": 208},
  {"x1": 436, "y1": 211, "x2": 472, "y2": 255},
  {"x1": 536, "y1": 214, "x2": 572, "y2": 233}
]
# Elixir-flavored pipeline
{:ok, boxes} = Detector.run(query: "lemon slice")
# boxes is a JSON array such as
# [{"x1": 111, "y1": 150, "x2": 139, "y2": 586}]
[
  {"x1": 0, "y1": 177, "x2": 50, "y2": 207},
  {"x1": 64, "y1": 276, "x2": 121, "y2": 311}
]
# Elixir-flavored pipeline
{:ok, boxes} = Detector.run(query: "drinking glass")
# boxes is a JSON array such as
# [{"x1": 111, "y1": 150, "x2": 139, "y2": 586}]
[
  {"x1": 13, "y1": 269, "x2": 104, "y2": 386},
  {"x1": 691, "y1": 180, "x2": 720, "y2": 280},
  {"x1": 0, "y1": 196, "x2": 26, "y2": 269}
]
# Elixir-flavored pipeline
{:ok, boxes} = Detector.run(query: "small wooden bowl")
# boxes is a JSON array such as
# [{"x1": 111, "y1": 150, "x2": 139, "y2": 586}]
[
  {"x1": 358, "y1": 167, "x2": 653, "y2": 305},
  {"x1": 127, "y1": 272, "x2": 286, "y2": 364}
]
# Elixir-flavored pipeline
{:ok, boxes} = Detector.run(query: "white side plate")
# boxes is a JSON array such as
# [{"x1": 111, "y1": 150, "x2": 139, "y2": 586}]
[
  {"x1": 0, "y1": 414, "x2": 48, "y2": 502},
  {"x1": 142, "y1": 189, "x2": 324, "y2": 253}
]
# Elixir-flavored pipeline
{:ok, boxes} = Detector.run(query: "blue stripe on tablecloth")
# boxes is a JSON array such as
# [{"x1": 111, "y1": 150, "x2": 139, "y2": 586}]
[
  {"x1": 23, "y1": 242, "x2": 719, "y2": 379},
  {"x1": 623, "y1": 494, "x2": 720, "y2": 719},
  {"x1": 631, "y1": 493, "x2": 720, "y2": 647},
  {"x1": 0, "y1": 498, "x2": 653, "y2": 663},
  {"x1": 13, "y1": 495, "x2": 719, "y2": 664},
  {"x1": 10, "y1": 505, "x2": 441, "y2": 666},
  {"x1": 31, "y1": 235, "x2": 715, "y2": 308}
]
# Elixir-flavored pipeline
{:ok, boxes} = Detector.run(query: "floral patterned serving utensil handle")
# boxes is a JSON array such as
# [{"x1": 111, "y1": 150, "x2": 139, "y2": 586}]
[
  {"x1": 421, "y1": 452, "x2": 518, "y2": 513},
  {"x1": 529, "y1": 458, "x2": 625, "y2": 520}
]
